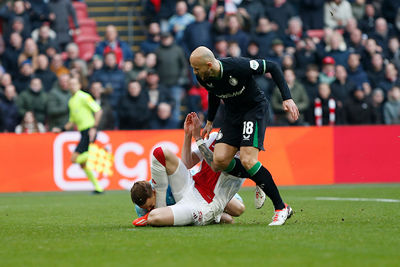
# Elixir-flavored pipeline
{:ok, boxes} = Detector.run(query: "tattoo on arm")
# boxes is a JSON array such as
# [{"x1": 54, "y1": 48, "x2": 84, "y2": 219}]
[{"x1": 198, "y1": 143, "x2": 214, "y2": 167}]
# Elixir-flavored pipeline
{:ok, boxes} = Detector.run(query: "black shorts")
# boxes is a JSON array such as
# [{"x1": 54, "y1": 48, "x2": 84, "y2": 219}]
[
  {"x1": 216, "y1": 102, "x2": 268, "y2": 150},
  {"x1": 75, "y1": 128, "x2": 96, "y2": 154}
]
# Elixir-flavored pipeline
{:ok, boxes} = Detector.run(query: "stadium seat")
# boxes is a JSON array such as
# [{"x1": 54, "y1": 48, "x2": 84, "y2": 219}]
[
  {"x1": 74, "y1": 35, "x2": 99, "y2": 61},
  {"x1": 72, "y1": 2, "x2": 88, "y2": 20},
  {"x1": 306, "y1": 29, "x2": 325, "y2": 40},
  {"x1": 76, "y1": 18, "x2": 100, "y2": 39}
]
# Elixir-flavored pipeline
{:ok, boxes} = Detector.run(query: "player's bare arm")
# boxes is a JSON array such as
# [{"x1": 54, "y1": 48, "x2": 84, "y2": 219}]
[{"x1": 181, "y1": 114, "x2": 200, "y2": 169}]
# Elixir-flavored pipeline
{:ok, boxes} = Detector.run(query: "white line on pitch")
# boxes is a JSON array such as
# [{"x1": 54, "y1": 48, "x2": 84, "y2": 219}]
[{"x1": 315, "y1": 197, "x2": 400, "y2": 203}]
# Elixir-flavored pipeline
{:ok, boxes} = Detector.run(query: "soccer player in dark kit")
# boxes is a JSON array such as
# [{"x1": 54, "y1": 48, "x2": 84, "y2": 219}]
[{"x1": 189, "y1": 46, "x2": 299, "y2": 225}]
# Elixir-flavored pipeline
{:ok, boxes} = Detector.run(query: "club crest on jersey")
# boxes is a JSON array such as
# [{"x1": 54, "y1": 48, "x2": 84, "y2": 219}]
[
  {"x1": 216, "y1": 131, "x2": 223, "y2": 140},
  {"x1": 249, "y1": 60, "x2": 259, "y2": 70},
  {"x1": 228, "y1": 76, "x2": 238, "y2": 86},
  {"x1": 206, "y1": 82, "x2": 214, "y2": 88}
]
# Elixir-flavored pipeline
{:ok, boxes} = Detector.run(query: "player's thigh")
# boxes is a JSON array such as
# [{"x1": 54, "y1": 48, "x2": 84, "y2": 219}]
[
  {"x1": 241, "y1": 104, "x2": 268, "y2": 151},
  {"x1": 163, "y1": 148, "x2": 180, "y2": 175},
  {"x1": 169, "y1": 202, "x2": 195, "y2": 226},
  {"x1": 148, "y1": 207, "x2": 174, "y2": 226},
  {"x1": 168, "y1": 158, "x2": 191, "y2": 202}
]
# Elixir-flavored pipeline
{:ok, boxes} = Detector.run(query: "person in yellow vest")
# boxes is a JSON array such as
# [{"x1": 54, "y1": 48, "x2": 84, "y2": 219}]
[{"x1": 54, "y1": 77, "x2": 104, "y2": 193}]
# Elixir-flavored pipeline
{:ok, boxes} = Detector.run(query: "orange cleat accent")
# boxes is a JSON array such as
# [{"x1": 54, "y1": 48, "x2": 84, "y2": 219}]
[{"x1": 132, "y1": 213, "x2": 149, "y2": 227}]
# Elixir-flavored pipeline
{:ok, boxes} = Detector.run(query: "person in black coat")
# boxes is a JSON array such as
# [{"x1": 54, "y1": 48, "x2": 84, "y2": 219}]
[
  {"x1": 344, "y1": 87, "x2": 375, "y2": 125},
  {"x1": 299, "y1": 0, "x2": 324, "y2": 30},
  {"x1": 118, "y1": 81, "x2": 151, "y2": 130},
  {"x1": 35, "y1": 54, "x2": 57, "y2": 92}
]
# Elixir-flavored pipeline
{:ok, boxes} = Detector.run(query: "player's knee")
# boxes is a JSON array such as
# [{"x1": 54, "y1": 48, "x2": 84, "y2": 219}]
[
  {"x1": 234, "y1": 202, "x2": 246, "y2": 217},
  {"x1": 152, "y1": 147, "x2": 167, "y2": 167},
  {"x1": 212, "y1": 154, "x2": 230, "y2": 171},
  {"x1": 239, "y1": 155, "x2": 258, "y2": 170}
]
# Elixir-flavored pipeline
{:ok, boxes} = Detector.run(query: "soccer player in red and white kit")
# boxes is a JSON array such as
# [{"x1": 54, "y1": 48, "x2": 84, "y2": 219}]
[{"x1": 130, "y1": 113, "x2": 246, "y2": 226}]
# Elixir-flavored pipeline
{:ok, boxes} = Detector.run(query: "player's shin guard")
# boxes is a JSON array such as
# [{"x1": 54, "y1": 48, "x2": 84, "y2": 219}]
[
  {"x1": 248, "y1": 162, "x2": 284, "y2": 210},
  {"x1": 224, "y1": 158, "x2": 249, "y2": 178},
  {"x1": 151, "y1": 147, "x2": 168, "y2": 207},
  {"x1": 83, "y1": 167, "x2": 103, "y2": 192},
  {"x1": 76, "y1": 152, "x2": 89, "y2": 164}
]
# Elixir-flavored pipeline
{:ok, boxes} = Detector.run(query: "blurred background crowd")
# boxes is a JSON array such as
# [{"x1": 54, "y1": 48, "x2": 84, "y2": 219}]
[{"x1": 0, "y1": 0, "x2": 400, "y2": 133}]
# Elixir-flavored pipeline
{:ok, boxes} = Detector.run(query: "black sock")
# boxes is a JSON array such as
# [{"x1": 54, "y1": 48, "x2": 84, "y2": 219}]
[
  {"x1": 224, "y1": 158, "x2": 249, "y2": 178},
  {"x1": 248, "y1": 162, "x2": 285, "y2": 210}
]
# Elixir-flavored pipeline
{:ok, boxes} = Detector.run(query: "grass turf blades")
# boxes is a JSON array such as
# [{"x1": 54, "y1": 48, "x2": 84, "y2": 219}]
[{"x1": 0, "y1": 184, "x2": 399, "y2": 266}]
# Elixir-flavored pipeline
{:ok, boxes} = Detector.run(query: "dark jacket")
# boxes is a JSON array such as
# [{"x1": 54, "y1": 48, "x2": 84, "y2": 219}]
[
  {"x1": 182, "y1": 21, "x2": 213, "y2": 57},
  {"x1": 46, "y1": 85, "x2": 70, "y2": 129},
  {"x1": 155, "y1": 43, "x2": 187, "y2": 87},
  {"x1": 299, "y1": 0, "x2": 324, "y2": 30},
  {"x1": 2, "y1": 46, "x2": 23, "y2": 79},
  {"x1": 330, "y1": 78, "x2": 356, "y2": 104},
  {"x1": 48, "y1": 0, "x2": 79, "y2": 45},
  {"x1": 344, "y1": 95, "x2": 374, "y2": 125},
  {"x1": 0, "y1": 98, "x2": 20, "y2": 132},
  {"x1": 91, "y1": 66, "x2": 126, "y2": 108},
  {"x1": 35, "y1": 69, "x2": 58, "y2": 92},
  {"x1": 118, "y1": 91, "x2": 151, "y2": 130},
  {"x1": 16, "y1": 88, "x2": 48, "y2": 123}
]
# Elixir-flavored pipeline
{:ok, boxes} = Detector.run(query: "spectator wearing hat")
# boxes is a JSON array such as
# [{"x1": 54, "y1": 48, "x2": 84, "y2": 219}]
[
  {"x1": 383, "y1": 85, "x2": 400, "y2": 124},
  {"x1": 0, "y1": 85, "x2": 19, "y2": 132},
  {"x1": 16, "y1": 77, "x2": 48, "y2": 124},
  {"x1": 269, "y1": 38, "x2": 285, "y2": 66},
  {"x1": 14, "y1": 61, "x2": 34, "y2": 94},
  {"x1": 319, "y1": 56, "x2": 336, "y2": 84},
  {"x1": 35, "y1": 54, "x2": 57, "y2": 92},
  {"x1": 344, "y1": 86, "x2": 374, "y2": 124},
  {"x1": 2, "y1": 32, "x2": 23, "y2": 79},
  {"x1": 331, "y1": 65, "x2": 356, "y2": 107},
  {"x1": 347, "y1": 53, "x2": 370, "y2": 92},
  {"x1": 182, "y1": 5, "x2": 212, "y2": 57},
  {"x1": 95, "y1": 25, "x2": 133, "y2": 66},
  {"x1": 140, "y1": 22, "x2": 161, "y2": 54},
  {"x1": 252, "y1": 17, "x2": 277, "y2": 59},
  {"x1": 155, "y1": 31, "x2": 187, "y2": 123},
  {"x1": 246, "y1": 40, "x2": 261, "y2": 59}
]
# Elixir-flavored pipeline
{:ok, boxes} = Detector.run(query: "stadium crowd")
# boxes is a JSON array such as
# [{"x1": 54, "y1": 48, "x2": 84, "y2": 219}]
[{"x1": 0, "y1": 0, "x2": 400, "y2": 133}]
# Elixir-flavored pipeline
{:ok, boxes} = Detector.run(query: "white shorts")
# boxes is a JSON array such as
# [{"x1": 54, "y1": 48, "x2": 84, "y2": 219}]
[{"x1": 168, "y1": 159, "x2": 221, "y2": 226}]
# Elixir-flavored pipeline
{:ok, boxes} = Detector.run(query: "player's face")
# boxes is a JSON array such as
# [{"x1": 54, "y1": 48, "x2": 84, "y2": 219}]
[
  {"x1": 140, "y1": 192, "x2": 156, "y2": 211},
  {"x1": 191, "y1": 62, "x2": 212, "y2": 81}
]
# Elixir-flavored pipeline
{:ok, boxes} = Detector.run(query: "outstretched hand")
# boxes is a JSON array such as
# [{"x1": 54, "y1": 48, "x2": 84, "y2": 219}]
[
  {"x1": 282, "y1": 99, "x2": 299, "y2": 121},
  {"x1": 190, "y1": 112, "x2": 202, "y2": 140},
  {"x1": 183, "y1": 113, "x2": 193, "y2": 136}
]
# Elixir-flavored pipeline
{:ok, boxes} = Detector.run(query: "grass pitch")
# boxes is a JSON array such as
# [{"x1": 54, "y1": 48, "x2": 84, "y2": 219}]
[{"x1": 0, "y1": 184, "x2": 399, "y2": 267}]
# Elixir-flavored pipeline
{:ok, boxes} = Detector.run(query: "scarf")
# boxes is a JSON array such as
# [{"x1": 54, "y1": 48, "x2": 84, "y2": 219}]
[{"x1": 314, "y1": 98, "x2": 336, "y2": 126}]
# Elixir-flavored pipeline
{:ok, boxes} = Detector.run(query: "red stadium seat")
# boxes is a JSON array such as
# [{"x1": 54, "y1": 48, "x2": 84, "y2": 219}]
[
  {"x1": 75, "y1": 35, "x2": 99, "y2": 61},
  {"x1": 306, "y1": 29, "x2": 324, "y2": 39},
  {"x1": 72, "y1": 2, "x2": 88, "y2": 19},
  {"x1": 76, "y1": 18, "x2": 100, "y2": 38}
]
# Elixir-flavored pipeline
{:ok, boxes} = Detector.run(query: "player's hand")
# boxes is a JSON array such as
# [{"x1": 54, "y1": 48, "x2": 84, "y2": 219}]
[
  {"x1": 282, "y1": 99, "x2": 299, "y2": 121},
  {"x1": 201, "y1": 120, "x2": 213, "y2": 139},
  {"x1": 191, "y1": 112, "x2": 202, "y2": 140},
  {"x1": 89, "y1": 127, "x2": 97, "y2": 143},
  {"x1": 183, "y1": 113, "x2": 193, "y2": 136}
]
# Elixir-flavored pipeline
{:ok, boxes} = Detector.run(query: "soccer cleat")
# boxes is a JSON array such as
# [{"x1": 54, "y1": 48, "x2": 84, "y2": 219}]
[
  {"x1": 92, "y1": 190, "x2": 104, "y2": 195},
  {"x1": 268, "y1": 203, "x2": 293, "y2": 226},
  {"x1": 255, "y1": 186, "x2": 266, "y2": 209},
  {"x1": 132, "y1": 213, "x2": 149, "y2": 227}
]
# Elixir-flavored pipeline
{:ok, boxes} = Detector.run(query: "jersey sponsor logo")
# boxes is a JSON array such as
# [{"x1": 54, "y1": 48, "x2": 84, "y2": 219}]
[
  {"x1": 215, "y1": 86, "x2": 245, "y2": 98},
  {"x1": 228, "y1": 75, "x2": 238, "y2": 86},
  {"x1": 249, "y1": 60, "x2": 259, "y2": 70}
]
